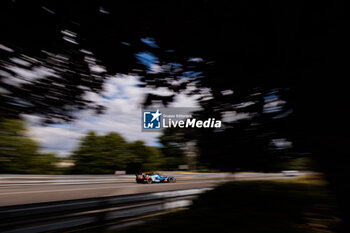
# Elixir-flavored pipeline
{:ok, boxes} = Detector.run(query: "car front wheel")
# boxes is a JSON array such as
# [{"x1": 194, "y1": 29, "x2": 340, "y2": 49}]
[{"x1": 147, "y1": 178, "x2": 153, "y2": 184}]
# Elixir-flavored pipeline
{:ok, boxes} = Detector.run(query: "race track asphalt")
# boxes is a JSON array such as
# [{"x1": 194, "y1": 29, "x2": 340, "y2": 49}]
[{"x1": 0, "y1": 172, "x2": 308, "y2": 206}]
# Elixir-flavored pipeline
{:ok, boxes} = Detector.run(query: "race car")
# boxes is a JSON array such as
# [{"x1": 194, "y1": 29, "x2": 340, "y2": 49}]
[{"x1": 135, "y1": 172, "x2": 176, "y2": 184}]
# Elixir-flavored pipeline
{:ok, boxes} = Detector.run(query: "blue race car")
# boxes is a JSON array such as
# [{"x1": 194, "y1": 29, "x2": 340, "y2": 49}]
[{"x1": 136, "y1": 172, "x2": 176, "y2": 184}]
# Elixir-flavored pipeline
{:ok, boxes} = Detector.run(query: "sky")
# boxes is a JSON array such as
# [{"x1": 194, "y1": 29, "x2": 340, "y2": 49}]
[
  {"x1": 21, "y1": 73, "x2": 288, "y2": 157},
  {"x1": 24, "y1": 74, "x2": 200, "y2": 157},
  {"x1": 1, "y1": 40, "x2": 250, "y2": 158},
  {"x1": 1, "y1": 39, "x2": 202, "y2": 158}
]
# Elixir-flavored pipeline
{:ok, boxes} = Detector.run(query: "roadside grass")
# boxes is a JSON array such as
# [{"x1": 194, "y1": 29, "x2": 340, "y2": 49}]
[{"x1": 119, "y1": 175, "x2": 342, "y2": 233}]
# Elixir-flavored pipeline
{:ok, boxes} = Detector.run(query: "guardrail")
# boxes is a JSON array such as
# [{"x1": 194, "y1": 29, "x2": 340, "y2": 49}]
[{"x1": 0, "y1": 188, "x2": 210, "y2": 233}]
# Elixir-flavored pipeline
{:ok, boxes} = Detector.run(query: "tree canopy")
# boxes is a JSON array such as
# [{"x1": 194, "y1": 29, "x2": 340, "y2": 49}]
[
  {"x1": 158, "y1": 128, "x2": 187, "y2": 170},
  {"x1": 71, "y1": 131, "x2": 164, "y2": 174},
  {"x1": 0, "y1": 119, "x2": 59, "y2": 174}
]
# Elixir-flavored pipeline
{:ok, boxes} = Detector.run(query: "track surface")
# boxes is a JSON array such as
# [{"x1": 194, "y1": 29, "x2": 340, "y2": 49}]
[{"x1": 0, "y1": 172, "x2": 308, "y2": 206}]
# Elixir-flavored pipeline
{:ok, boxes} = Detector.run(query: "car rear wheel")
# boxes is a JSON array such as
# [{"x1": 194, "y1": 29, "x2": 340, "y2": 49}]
[
  {"x1": 147, "y1": 178, "x2": 153, "y2": 184},
  {"x1": 169, "y1": 177, "x2": 175, "y2": 183}
]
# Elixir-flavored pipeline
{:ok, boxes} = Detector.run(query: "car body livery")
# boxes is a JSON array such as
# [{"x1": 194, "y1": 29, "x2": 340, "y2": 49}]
[{"x1": 136, "y1": 172, "x2": 176, "y2": 184}]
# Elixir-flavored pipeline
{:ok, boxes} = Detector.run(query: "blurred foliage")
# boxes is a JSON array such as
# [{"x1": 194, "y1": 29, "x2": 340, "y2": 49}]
[
  {"x1": 0, "y1": 119, "x2": 60, "y2": 174},
  {"x1": 127, "y1": 141, "x2": 163, "y2": 173},
  {"x1": 0, "y1": 0, "x2": 349, "y2": 228},
  {"x1": 71, "y1": 131, "x2": 164, "y2": 174},
  {"x1": 158, "y1": 128, "x2": 187, "y2": 170},
  {"x1": 284, "y1": 157, "x2": 316, "y2": 171},
  {"x1": 122, "y1": 176, "x2": 342, "y2": 233},
  {"x1": 71, "y1": 131, "x2": 128, "y2": 174}
]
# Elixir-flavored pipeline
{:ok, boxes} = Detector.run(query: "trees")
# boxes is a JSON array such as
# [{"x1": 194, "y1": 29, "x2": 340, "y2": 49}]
[
  {"x1": 127, "y1": 141, "x2": 163, "y2": 173},
  {"x1": 71, "y1": 132, "x2": 163, "y2": 174},
  {"x1": 158, "y1": 128, "x2": 186, "y2": 170},
  {"x1": 72, "y1": 131, "x2": 128, "y2": 174},
  {"x1": 0, "y1": 125, "x2": 164, "y2": 174},
  {"x1": 0, "y1": 119, "x2": 59, "y2": 174}
]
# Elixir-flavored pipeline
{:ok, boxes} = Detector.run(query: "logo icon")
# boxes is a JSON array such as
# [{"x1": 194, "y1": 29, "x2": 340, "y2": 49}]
[{"x1": 143, "y1": 109, "x2": 162, "y2": 129}]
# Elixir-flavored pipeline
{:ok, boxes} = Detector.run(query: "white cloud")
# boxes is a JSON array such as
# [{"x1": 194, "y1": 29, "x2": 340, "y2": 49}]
[
  {"x1": 222, "y1": 111, "x2": 251, "y2": 123},
  {"x1": 27, "y1": 74, "x2": 198, "y2": 157},
  {"x1": 170, "y1": 93, "x2": 200, "y2": 108},
  {"x1": 28, "y1": 125, "x2": 83, "y2": 157},
  {"x1": 3, "y1": 66, "x2": 57, "y2": 86}
]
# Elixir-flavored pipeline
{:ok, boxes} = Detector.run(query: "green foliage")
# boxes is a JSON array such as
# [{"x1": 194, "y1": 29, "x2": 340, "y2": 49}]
[
  {"x1": 285, "y1": 157, "x2": 316, "y2": 171},
  {"x1": 127, "y1": 141, "x2": 163, "y2": 173},
  {"x1": 0, "y1": 119, "x2": 59, "y2": 174},
  {"x1": 158, "y1": 128, "x2": 186, "y2": 169},
  {"x1": 72, "y1": 131, "x2": 127, "y2": 174},
  {"x1": 71, "y1": 132, "x2": 163, "y2": 174}
]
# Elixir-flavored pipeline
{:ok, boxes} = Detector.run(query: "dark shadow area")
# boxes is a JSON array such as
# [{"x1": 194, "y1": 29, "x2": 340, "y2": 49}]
[{"x1": 120, "y1": 176, "x2": 342, "y2": 233}]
